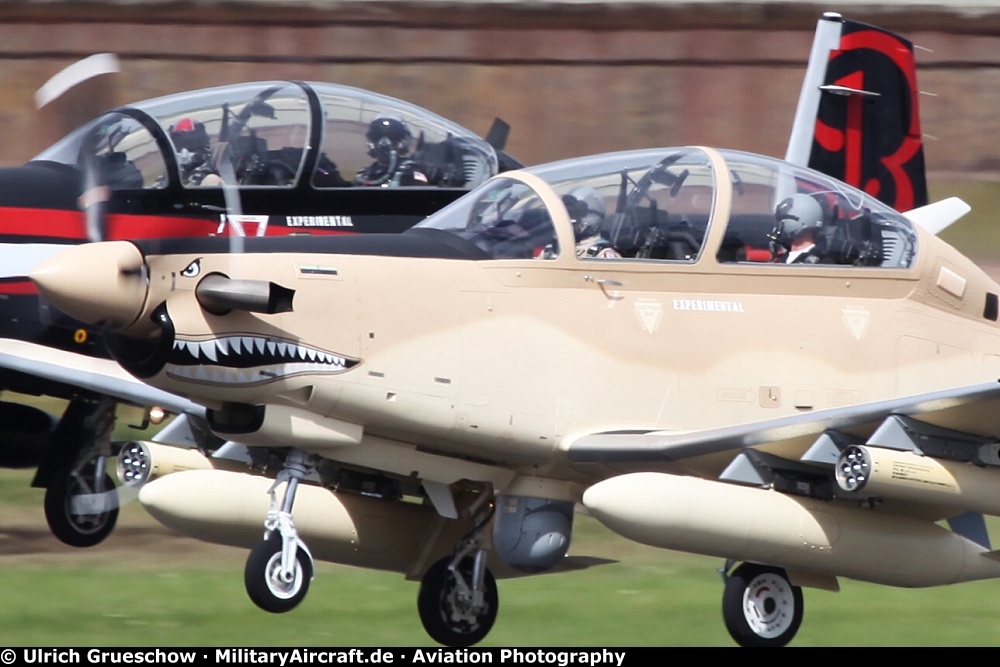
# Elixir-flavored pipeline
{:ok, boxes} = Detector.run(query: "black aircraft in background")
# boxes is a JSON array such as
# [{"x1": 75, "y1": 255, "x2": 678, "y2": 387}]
[{"x1": 0, "y1": 76, "x2": 518, "y2": 547}]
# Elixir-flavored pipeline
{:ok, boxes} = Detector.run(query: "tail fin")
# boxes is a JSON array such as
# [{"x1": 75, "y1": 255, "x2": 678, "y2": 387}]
[{"x1": 786, "y1": 12, "x2": 927, "y2": 212}]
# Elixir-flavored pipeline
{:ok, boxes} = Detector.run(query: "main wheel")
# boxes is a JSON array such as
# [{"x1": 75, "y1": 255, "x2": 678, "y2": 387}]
[
  {"x1": 244, "y1": 534, "x2": 313, "y2": 613},
  {"x1": 723, "y1": 563, "x2": 803, "y2": 647},
  {"x1": 418, "y1": 556, "x2": 498, "y2": 647},
  {"x1": 43, "y1": 463, "x2": 118, "y2": 548}
]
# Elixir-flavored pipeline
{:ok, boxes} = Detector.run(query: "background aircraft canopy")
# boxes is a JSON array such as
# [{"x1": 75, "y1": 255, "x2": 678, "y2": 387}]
[
  {"x1": 33, "y1": 81, "x2": 500, "y2": 192},
  {"x1": 309, "y1": 83, "x2": 499, "y2": 189},
  {"x1": 417, "y1": 147, "x2": 918, "y2": 268}
]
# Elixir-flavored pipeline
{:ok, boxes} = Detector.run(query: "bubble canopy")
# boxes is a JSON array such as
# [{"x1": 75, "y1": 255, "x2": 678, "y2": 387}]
[
  {"x1": 416, "y1": 147, "x2": 917, "y2": 268},
  {"x1": 34, "y1": 81, "x2": 502, "y2": 192}
]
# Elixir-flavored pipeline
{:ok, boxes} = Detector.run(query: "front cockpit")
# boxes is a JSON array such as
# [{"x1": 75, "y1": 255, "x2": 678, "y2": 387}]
[{"x1": 414, "y1": 146, "x2": 918, "y2": 269}]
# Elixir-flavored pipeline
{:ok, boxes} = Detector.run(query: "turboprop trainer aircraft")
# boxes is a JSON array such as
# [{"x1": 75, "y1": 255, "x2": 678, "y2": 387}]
[
  {"x1": 1, "y1": 76, "x2": 516, "y2": 547},
  {"x1": 28, "y1": 14, "x2": 1000, "y2": 647}
]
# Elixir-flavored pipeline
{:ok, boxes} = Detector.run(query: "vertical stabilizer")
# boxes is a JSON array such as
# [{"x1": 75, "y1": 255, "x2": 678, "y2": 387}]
[{"x1": 785, "y1": 13, "x2": 927, "y2": 212}]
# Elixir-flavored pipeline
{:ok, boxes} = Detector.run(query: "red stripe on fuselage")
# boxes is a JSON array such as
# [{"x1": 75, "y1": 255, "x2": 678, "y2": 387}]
[
  {"x1": 0, "y1": 207, "x2": 86, "y2": 239},
  {"x1": 105, "y1": 214, "x2": 222, "y2": 239},
  {"x1": 0, "y1": 207, "x2": 359, "y2": 241},
  {"x1": 0, "y1": 279, "x2": 38, "y2": 295},
  {"x1": 0, "y1": 207, "x2": 219, "y2": 241}
]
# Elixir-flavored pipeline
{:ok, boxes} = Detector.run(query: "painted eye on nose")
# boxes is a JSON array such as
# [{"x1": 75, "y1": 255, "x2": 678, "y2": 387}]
[{"x1": 180, "y1": 259, "x2": 202, "y2": 278}]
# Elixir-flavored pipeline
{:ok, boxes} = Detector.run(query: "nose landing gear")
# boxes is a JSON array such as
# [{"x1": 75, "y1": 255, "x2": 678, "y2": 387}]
[
  {"x1": 243, "y1": 449, "x2": 316, "y2": 613},
  {"x1": 245, "y1": 529, "x2": 314, "y2": 613}
]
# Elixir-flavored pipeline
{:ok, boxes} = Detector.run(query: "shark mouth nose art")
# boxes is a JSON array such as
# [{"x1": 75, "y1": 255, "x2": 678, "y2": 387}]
[{"x1": 167, "y1": 334, "x2": 359, "y2": 385}]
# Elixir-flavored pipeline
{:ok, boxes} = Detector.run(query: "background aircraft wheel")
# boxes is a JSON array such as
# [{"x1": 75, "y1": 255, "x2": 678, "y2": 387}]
[
  {"x1": 417, "y1": 556, "x2": 498, "y2": 647},
  {"x1": 244, "y1": 533, "x2": 312, "y2": 613},
  {"x1": 43, "y1": 464, "x2": 118, "y2": 548},
  {"x1": 723, "y1": 563, "x2": 803, "y2": 647}
]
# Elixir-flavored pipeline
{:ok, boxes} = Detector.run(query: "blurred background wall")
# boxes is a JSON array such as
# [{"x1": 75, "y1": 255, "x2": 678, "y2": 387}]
[{"x1": 1, "y1": 0, "x2": 1000, "y2": 177}]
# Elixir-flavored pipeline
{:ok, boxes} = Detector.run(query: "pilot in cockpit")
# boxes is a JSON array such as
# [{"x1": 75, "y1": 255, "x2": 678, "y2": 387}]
[
  {"x1": 169, "y1": 117, "x2": 221, "y2": 187},
  {"x1": 770, "y1": 193, "x2": 829, "y2": 264},
  {"x1": 354, "y1": 116, "x2": 429, "y2": 187},
  {"x1": 564, "y1": 187, "x2": 620, "y2": 259}
]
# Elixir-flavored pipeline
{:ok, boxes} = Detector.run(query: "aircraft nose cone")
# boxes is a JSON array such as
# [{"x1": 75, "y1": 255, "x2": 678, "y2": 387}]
[{"x1": 31, "y1": 241, "x2": 147, "y2": 330}]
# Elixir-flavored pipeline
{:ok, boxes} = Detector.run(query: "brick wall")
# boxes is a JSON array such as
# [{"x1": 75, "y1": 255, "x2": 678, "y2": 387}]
[{"x1": 1, "y1": 2, "x2": 999, "y2": 175}]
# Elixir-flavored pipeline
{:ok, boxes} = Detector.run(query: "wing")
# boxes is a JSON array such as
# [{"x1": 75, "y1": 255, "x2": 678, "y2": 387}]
[
  {"x1": 570, "y1": 381, "x2": 1000, "y2": 547},
  {"x1": 569, "y1": 381, "x2": 1000, "y2": 464},
  {"x1": 0, "y1": 337, "x2": 204, "y2": 416}
]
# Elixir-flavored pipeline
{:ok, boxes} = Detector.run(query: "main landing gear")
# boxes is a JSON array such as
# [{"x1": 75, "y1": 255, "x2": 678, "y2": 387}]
[
  {"x1": 722, "y1": 562, "x2": 804, "y2": 647},
  {"x1": 417, "y1": 493, "x2": 498, "y2": 647},
  {"x1": 35, "y1": 397, "x2": 120, "y2": 547},
  {"x1": 243, "y1": 449, "x2": 315, "y2": 613}
]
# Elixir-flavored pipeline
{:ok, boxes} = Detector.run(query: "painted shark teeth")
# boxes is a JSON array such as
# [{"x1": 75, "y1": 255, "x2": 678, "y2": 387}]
[{"x1": 165, "y1": 335, "x2": 358, "y2": 385}]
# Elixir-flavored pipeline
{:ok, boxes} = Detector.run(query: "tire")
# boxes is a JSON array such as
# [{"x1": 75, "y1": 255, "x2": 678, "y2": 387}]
[
  {"x1": 417, "y1": 556, "x2": 498, "y2": 647},
  {"x1": 722, "y1": 563, "x2": 803, "y2": 648},
  {"x1": 43, "y1": 464, "x2": 118, "y2": 548},
  {"x1": 244, "y1": 534, "x2": 312, "y2": 613}
]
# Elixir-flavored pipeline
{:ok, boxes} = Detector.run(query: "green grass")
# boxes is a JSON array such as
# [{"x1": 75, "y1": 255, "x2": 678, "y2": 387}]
[
  {"x1": 1, "y1": 469, "x2": 998, "y2": 647},
  {"x1": 931, "y1": 179, "x2": 1000, "y2": 265}
]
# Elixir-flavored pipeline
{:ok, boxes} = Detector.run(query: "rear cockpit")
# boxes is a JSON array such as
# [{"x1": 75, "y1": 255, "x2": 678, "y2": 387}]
[{"x1": 717, "y1": 150, "x2": 917, "y2": 268}]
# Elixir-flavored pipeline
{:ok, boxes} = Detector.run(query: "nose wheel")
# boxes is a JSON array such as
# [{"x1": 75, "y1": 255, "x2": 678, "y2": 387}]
[
  {"x1": 722, "y1": 563, "x2": 803, "y2": 647},
  {"x1": 244, "y1": 530, "x2": 313, "y2": 613},
  {"x1": 417, "y1": 554, "x2": 498, "y2": 647}
]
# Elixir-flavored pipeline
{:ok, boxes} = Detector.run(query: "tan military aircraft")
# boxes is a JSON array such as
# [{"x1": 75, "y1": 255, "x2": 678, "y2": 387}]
[{"x1": 29, "y1": 14, "x2": 1000, "y2": 647}]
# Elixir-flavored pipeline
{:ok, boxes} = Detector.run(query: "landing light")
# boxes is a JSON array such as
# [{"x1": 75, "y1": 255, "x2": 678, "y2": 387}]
[{"x1": 148, "y1": 406, "x2": 167, "y2": 425}]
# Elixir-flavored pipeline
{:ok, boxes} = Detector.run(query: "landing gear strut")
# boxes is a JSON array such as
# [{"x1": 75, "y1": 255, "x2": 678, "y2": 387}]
[
  {"x1": 244, "y1": 449, "x2": 316, "y2": 613},
  {"x1": 417, "y1": 494, "x2": 498, "y2": 647},
  {"x1": 722, "y1": 562, "x2": 804, "y2": 647},
  {"x1": 36, "y1": 397, "x2": 119, "y2": 547}
]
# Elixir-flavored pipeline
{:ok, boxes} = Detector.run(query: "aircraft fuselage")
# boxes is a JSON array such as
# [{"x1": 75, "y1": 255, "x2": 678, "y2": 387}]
[{"x1": 40, "y1": 212, "x2": 1000, "y2": 484}]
